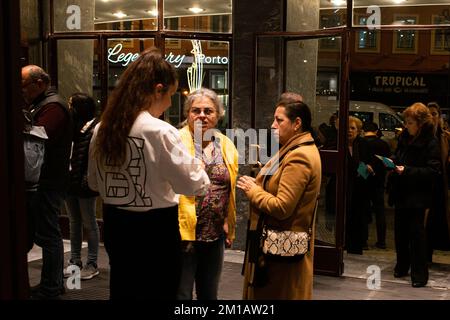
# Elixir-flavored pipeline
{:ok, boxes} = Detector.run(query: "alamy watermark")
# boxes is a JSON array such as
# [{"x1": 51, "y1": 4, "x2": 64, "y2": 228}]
[
  {"x1": 366, "y1": 265, "x2": 381, "y2": 290},
  {"x1": 66, "y1": 265, "x2": 81, "y2": 290}
]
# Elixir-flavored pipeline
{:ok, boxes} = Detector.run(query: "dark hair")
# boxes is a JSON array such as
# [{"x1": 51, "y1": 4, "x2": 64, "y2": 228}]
[
  {"x1": 427, "y1": 102, "x2": 441, "y2": 115},
  {"x1": 277, "y1": 101, "x2": 312, "y2": 133},
  {"x1": 70, "y1": 93, "x2": 96, "y2": 123},
  {"x1": 363, "y1": 121, "x2": 379, "y2": 133},
  {"x1": 95, "y1": 47, "x2": 178, "y2": 166}
]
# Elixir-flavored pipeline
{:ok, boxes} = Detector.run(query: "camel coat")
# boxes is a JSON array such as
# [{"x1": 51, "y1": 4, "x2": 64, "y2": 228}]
[{"x1": 242, "y1": 132, "x2": 322, "y2": 300}]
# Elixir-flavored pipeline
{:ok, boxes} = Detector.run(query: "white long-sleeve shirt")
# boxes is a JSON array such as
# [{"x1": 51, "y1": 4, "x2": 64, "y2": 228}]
[{"x1": 88, "y1": 111, "x2": 210, "y2": 212}]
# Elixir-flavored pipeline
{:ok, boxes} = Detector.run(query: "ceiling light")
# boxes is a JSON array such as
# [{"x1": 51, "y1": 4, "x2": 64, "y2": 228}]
[
  {"x1": 113, "y1": 11, "x2": 127, "y2": 19},
  {"x1": 188, "y1": 7, "x2": 204, "y2": 14},
  {"x1": 330, "y1": 0, "x2": 346, "y2": 5},
  {"x1": 147, "y1": 9, "x2": 158, "y2": 17},
  {"x1": 393, "y1": 0, "x2": 406, "y2": 3}
]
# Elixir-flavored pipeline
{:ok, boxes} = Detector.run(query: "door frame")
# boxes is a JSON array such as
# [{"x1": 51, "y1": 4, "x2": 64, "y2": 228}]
[{"x1": 253, "y1": 28, "x2": 351, "y2": 276}]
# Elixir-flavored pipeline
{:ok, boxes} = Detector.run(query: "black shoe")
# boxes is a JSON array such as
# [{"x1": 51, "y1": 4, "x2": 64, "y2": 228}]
[
  {"x1": 29, "y1": 285, "x2": 65, "y2": 298},
  {"x1": 30, "y1": 289, "x2": 62, "y2": 300},
  {"x1": 394, "y1": 271, "x2": 408, "y2": 278},
  {"x1": 412, "y1": 281, "x2": 427, "y2": 288}
]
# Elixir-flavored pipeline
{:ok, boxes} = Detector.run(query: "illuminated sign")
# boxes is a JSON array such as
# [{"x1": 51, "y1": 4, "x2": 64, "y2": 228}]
[{"x1": 107, "y1": 43, "x2": 229, "y2": 68}]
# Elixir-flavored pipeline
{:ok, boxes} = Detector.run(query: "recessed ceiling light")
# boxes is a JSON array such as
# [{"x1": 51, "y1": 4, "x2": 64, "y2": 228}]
[
  {"x1": 147, "y1": 9, "x2": 158, "y2": 17},
  {"x1": 188, "y1": 7, "x2": 204, "y2": 14},
  {"x1": 113, "y1": 11, "x2": 127, "y2": 19},
  {"x1": 329, "y1": 0, "x2": 346, "y2": 5},
  {"x1": 392, "y1": 0, "x2": 406, "y2": 3}
]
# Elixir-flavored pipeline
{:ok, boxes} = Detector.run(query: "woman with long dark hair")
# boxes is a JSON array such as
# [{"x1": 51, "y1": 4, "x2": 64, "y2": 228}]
[{"x1": 88, "y1": 48, "x2": 210, "y2": 299}]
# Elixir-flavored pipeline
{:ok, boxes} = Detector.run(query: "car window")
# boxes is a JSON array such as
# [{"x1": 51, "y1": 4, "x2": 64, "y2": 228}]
[
  {"x1": 349, "y1": 111, "x2": 373, "y2": 124},
  {"x1": 379, "y1": 113, "x2": 403, "y2": 131}
]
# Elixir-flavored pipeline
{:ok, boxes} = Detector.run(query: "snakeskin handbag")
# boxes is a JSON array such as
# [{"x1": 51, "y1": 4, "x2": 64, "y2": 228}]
[{"x1": 261, "y1": 227, "x2": 310, "y2": 257}]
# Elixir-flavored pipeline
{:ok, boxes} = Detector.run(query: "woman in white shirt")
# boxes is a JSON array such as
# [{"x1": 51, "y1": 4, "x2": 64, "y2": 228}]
[{"x1": 88, "y1": 48, "x2": 210, "y2": 300}]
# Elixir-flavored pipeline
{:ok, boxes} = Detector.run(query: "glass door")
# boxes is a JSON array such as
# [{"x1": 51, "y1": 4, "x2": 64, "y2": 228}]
[{"x1": 254, "y1": 31, "x2": 350, "y2": 275}]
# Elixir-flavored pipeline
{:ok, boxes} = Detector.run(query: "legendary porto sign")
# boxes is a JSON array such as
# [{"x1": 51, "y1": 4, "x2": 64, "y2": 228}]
[{"x1": 107, "y1": 43, "x2": 229, "y2": 68}]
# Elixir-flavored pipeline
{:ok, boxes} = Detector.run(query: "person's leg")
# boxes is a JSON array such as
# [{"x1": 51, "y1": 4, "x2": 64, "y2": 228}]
[
  {"x1": 103, "y1": 205, "x2": 181, "y2": 300},
  {"x1": 26, "y1": 190, "x2": 37, "y2": 252},
  {"x1": 409, "y1": 208, "x2": 428, "y2": 285},
  {"x1": 65, "y1": 196, "x2": 83, "y2": 266},
  {"x1": 176, "y1": 241, "x2": 198, "y2": 300},
  {"x1": 195, "y1": 237, "x2": 225, "y2": 300},
  {"x1": 394, "y1": 208, "x2": 410, "y2": 276},
  {"x1": 33, "y1": 190, "x2": 65, "y2": 297},
  {"x1": 79, "y1": 197, "x2": 99, "y2": 266},
  {"x1": 373, "y1": 186, "x2": 387, "y2": 247}
]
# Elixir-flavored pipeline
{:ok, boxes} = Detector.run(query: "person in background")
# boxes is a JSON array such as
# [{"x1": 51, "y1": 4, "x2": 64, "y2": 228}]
[
  {"x1": 238, "y1": 99, "x2": 321, "y2": 300},
  {"x1": 88, "y1": 48, "x2": 210, "y2": 299},
  {"x1": 176, "y1": 88, "x2": 238, "y2": 300},
  {"x1": 346, "y1": 116, "x2": 370, "y2": 254},
  {"x1": 388, "y1": 103, "x2": 440, "y2": 288},
  {"x1": 426, "y1": 102, "x2": 450, "y2": 261},
  {"x1": 22, "y1": 65, "x2": 72, "y2": 299},
  {"x1": 362, "y1": 121, "x2": 391, "y2": 249},
  {"x1": 64, "y1": 93, "x2": 100, "y2": 280}
]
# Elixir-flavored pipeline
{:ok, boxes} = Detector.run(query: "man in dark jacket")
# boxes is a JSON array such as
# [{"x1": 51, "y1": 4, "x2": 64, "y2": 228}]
[{"x1": 22, "y1": 65, "x2": 72, "y2": 299}]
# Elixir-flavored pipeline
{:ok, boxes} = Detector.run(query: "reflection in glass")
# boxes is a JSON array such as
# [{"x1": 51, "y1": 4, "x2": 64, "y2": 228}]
[
  {"x1": 315, "y1": 175, "x2": 336, "y2": 245},
  {"x1": 164, "y1": 39, "x2": 229, "y2": 130}
]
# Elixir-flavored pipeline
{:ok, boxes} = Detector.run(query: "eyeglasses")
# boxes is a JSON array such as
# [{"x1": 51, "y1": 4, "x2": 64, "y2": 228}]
[{"x1": 189, "y1": 107, "x2": 216, "y2": 116}]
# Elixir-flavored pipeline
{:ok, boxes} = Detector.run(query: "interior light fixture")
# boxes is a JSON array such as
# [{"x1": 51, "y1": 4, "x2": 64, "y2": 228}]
[
  {"x1": 147, "y1": 9, "x2": 158, "y2": 17},
  {"x1": 392, "y1": 0, "x2": 406, "y2": 3},
  {"x1": 330, "y1": 0, "x2": 346, "y2": 6},
  {"x1": 113, "y1": 11, "x2": 127, "y2": 19},
  {"x1": 188, "y1": 7, "x2": 205, "y2": 14}
]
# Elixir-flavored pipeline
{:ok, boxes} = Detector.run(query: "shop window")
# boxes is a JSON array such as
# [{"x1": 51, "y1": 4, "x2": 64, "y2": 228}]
[
  {"x1": 355, "y1": 16, "x2": 380, "y2": 53},
  {"x1": 431, "y1": 14, "x2": 450, "y2": 55},
  {"x1": 393, "y1": 15, "x2": 419, "y2": 54},
  {"x1": 164, "y1": 0, "x2": 232, "y2": 32},
  {"x1": 210, "y1": 71, "x2": 227, "y2": 90},
  {"x1": 164, "y1": 18, "x2": 181, "y2": 49},
  {"x1": 319, "y1": 13, "x2": 345, "y2": 51},
  {"x1": 164, "y1": 39, "x2": 230, "y2": 130}
]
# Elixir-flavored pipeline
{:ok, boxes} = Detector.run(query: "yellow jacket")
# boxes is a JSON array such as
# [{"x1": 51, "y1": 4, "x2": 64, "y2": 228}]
[{"x1": 178, "y1": 126, "x2": 238, "y2": 241}]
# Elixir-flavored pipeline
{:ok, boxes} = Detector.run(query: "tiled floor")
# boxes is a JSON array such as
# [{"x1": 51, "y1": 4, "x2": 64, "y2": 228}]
[{"x1": 27, "y1": 244, "x2": 450, "y2": 300}]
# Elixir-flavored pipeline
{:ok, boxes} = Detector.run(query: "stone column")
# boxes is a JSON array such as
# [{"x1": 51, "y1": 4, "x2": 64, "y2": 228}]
[{"x1": 54, "y1": 0, "x2": 95, "y2": 100}]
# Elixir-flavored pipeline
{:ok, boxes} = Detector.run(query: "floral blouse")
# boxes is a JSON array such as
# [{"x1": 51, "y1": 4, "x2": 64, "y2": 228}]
[{"x1": 195, "y1": 145, "x2": 231, "y2": 242}]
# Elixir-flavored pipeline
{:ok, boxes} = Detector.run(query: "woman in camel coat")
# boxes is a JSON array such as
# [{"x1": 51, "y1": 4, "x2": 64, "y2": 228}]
[{"x1": 237, "y1": 99, "x2": 322, "y2": 300}]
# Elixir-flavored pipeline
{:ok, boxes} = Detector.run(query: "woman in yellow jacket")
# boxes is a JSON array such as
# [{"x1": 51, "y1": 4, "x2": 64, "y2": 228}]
[{"x1": 177, "y1": 88, "x2": 238, "y2": 300}]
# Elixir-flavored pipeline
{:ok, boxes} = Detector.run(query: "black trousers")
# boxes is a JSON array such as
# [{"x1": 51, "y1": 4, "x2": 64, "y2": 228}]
[
  {"x1": 103, "y1": 204, "x2": 181, "y2": 300},
  {"x1": 394, "y1": 207, "x2": 428, "y2": 283}
]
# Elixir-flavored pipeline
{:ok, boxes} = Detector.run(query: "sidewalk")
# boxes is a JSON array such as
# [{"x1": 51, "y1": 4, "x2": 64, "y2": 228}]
[{"x1": 27, "y1": 243, "x2": 450, "y2": 300}]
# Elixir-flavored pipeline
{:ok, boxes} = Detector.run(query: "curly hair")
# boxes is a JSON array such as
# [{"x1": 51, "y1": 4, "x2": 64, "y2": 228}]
[
  {"x1": 95, "y1": 47, "x2": 177, "y2": 166},
  {"x1": 403, "y1": 102, "x2": 435, "y2": 137}
]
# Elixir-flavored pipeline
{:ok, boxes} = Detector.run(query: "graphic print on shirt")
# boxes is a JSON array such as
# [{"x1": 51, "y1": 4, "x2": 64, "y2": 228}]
[{"x1": 103, "y1": 136, "x2": 152, "y2": 207}]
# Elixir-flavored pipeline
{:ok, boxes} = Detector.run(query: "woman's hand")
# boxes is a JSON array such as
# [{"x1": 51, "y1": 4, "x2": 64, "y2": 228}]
[
  {"x1": 237, "y1": 175, "x2": 257, "y2": 194},
  {"x1": 395, "y1": 165, "x2": 405, "y2": 175},
  {"x1": 223, "y1": 221, "x2": 233, "y2": 248}
]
